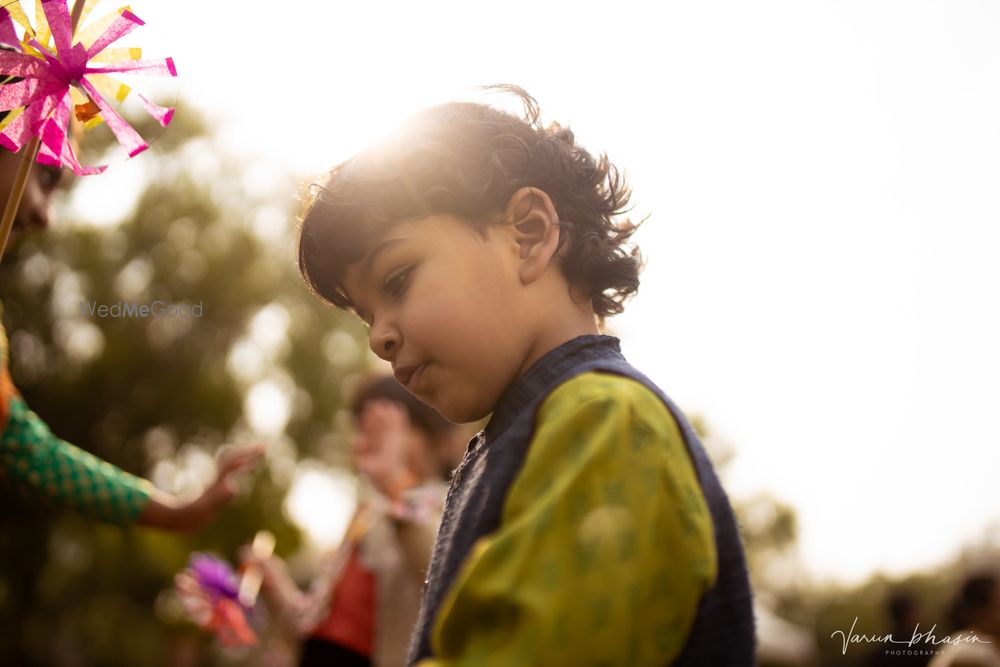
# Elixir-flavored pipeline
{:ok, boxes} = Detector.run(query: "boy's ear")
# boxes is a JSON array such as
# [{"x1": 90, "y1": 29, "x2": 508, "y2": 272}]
[{"x1": 502, "y1": 186, "x2": 560, "y2": 284}]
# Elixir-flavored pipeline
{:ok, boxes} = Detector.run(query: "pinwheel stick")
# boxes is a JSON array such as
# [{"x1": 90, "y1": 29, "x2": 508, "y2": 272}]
[{"x1": 0, "y1": 0, "x2": 86, "y2": 263}]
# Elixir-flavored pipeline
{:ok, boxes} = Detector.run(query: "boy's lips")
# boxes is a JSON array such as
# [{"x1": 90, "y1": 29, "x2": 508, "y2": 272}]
[{"x1": 394, "y1": 361, "x2": 428, "y2": 390}]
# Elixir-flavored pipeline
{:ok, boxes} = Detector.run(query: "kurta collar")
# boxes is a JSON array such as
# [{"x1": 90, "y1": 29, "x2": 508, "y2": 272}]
[{"x1": 483, "y1": 334, "x2": 623, "y2": 442}]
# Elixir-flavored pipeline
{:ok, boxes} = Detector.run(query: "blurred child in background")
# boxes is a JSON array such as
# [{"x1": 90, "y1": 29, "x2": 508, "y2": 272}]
[{"x1": 242, "y1": 374, "x2": 461, "y2": 667}]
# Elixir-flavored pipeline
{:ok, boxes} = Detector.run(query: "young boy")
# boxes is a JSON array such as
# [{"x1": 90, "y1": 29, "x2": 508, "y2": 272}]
[{"x1": 297, "y1": 85, "x2": 756, "y2": 666}]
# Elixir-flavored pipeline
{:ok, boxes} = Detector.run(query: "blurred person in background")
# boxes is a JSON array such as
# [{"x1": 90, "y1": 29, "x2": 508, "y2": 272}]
[
  {"x1": 241, "y1": 374, "x2": 461, "y2": 667},
  {"x1": 865, "y1": 590, "x2": 932, "y2": 667},
  {"x1": 927, "y1": 571, "x2": 1000, "y2": 667}
]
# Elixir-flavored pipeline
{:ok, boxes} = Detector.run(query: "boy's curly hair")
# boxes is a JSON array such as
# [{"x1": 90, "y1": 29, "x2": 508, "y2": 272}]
[{"x1": 297, "y1": 84, "x2": 644, "y2": 318}]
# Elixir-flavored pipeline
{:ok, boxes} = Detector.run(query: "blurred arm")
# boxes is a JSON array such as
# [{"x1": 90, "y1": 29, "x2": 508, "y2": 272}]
[
  {"x1": 1, "y1": 368, "x2": 261, "y2": 530},
  {"x1": 0, "y1": 374, "x2": 152, "y2": 524}
]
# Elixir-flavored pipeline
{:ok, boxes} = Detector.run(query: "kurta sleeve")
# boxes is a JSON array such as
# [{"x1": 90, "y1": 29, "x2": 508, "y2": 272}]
[
  {"x1": 0, "y1": 316, "x2": 152, "y2": 525},
  {"x1": 417, "y1": 371, "x2": 718, "y2": 667}
]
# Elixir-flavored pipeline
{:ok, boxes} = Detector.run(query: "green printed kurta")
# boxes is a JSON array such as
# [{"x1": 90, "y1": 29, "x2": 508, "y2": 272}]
[
  {"x1": 0, "y1": 303, "x2": 152, "y2": 524},
  {"x1": 417, "y1": 372, "x2": 718, "y2": 667}
]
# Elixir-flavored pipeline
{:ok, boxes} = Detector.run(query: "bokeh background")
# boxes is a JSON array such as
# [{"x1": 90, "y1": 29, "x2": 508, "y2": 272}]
[{"x1": 1, "y1": 0, "x2": 999, "y2": 664}]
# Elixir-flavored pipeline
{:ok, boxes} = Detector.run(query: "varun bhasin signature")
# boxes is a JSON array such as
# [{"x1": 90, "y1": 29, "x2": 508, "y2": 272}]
[{"x1": 831, "y1": 616, "x2": 993, "y2": 655}]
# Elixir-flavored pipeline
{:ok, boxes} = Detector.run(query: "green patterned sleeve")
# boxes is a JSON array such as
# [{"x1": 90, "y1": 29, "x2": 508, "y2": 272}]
[
  {"x1": 0, "y1": 392, "x2": 153, "y2": 525},
  {"x1": 418, "y1": 371, "x2": 718, "y2": 667}
]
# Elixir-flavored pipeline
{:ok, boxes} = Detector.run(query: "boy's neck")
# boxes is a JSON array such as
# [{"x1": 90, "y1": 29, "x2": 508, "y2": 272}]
[{"x1": 515, "y1": 302, "x2": 601, "y2": 383}]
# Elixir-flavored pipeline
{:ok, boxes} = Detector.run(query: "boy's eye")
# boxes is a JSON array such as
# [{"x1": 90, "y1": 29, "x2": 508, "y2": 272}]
[{"x1": 383, "y1": 267, "x2": 411, "y2": 298}]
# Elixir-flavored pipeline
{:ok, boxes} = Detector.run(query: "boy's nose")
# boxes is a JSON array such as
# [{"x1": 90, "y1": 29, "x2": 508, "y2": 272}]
[{"x1": 368, "y1": 321, "x2": 400, "y2": 361}]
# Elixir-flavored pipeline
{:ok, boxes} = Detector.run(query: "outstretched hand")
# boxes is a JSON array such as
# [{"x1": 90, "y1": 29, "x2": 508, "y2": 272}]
[
  {"x1": 202, "y1": 445, "x2": 265, "y2": 506},
  {"x1": 139, "y1": 444, "x2": 264, "y2": 533}
]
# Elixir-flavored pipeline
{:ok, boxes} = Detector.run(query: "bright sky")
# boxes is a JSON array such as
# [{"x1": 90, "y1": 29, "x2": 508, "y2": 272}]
[{"x1": 66, "y1": 0, "x2": 1000, "y2": 585}]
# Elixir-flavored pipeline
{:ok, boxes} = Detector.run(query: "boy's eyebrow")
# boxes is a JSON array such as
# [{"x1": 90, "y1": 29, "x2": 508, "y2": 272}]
[{"x1": 360, "y1": 236, "x2": 408, "y2": 280}]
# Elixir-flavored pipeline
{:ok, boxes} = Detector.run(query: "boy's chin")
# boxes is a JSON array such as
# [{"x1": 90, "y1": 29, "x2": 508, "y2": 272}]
[{"x1": 432, "y1": 396, "x2": 490, "y2": 426}]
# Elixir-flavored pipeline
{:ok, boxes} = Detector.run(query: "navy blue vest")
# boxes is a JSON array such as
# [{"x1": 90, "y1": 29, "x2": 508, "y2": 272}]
[{"x1": 406, "y1": 335, "x2": 756, "y2": 665}]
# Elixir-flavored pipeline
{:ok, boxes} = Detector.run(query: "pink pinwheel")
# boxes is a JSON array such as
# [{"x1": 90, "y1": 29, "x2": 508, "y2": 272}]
[{"x1": 0, "y1": 0, "x2": 176, "y2": 175}]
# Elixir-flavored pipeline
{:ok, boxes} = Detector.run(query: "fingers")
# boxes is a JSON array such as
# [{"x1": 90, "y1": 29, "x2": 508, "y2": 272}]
[
  {"x1": 174, "y1": 572, "x2": 200, "y2": 593},
  {"x1": 203, "y1": 476, "x2": 237, "y2": 509},
  {"x1": 222, "y1": 443, "x2": 266, "y2": 467},
  {"x1": 217, "y1": 444, "x2": 265, "y2": 477},
  {"x1": 175, "y1": 571, "x2": 212, "y2": 625},
  {"x1": 184, "y1": 445, "x2": 264, "y2": 527}
]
